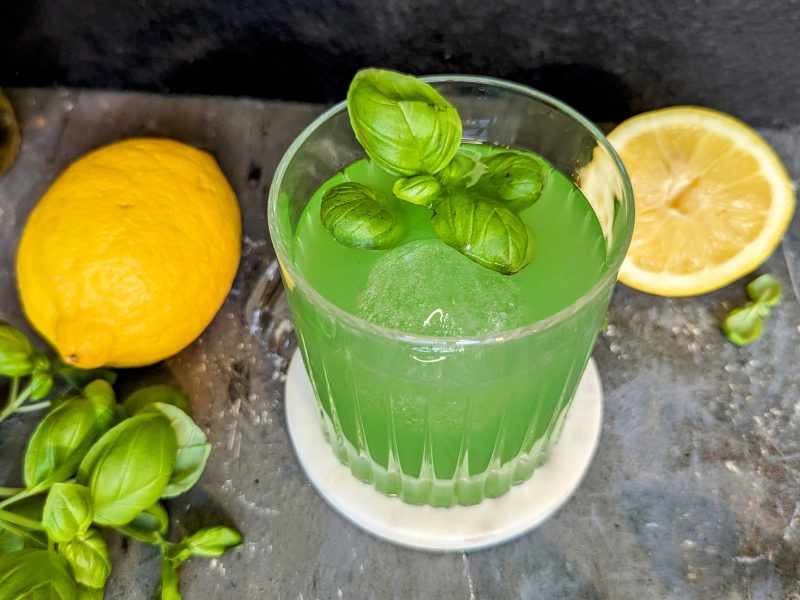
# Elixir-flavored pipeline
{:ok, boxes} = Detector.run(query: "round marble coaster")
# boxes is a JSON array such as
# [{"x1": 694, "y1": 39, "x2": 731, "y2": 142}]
[{"x1": 285, "y1": 348, "x2": 603, "y2": 552}]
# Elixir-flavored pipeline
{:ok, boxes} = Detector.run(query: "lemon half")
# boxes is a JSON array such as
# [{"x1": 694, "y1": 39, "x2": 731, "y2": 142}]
[{"x1": 609, "y1": 106, "x2": 795, "y2": 296}]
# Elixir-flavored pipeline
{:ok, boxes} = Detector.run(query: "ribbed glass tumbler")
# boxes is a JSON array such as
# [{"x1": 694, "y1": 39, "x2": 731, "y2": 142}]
[{"x1": 268, "y1": 76, "x2": 634, "y2": 507}]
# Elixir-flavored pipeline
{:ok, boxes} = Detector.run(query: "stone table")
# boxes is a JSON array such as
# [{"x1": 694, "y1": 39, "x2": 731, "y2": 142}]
[{"x1": 1, "y1": 88, "x2": 799, "y2": 599}]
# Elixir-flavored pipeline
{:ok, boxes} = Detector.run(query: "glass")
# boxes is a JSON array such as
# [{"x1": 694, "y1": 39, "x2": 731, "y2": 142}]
[{"x1": 268, "y1": 76, "x2": 634, "y2": 507}]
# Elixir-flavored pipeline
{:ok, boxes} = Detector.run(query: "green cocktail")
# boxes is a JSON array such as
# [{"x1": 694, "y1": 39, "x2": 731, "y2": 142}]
[{"x1": 269, "y1": 72, "x2": 633, "y2": 507}]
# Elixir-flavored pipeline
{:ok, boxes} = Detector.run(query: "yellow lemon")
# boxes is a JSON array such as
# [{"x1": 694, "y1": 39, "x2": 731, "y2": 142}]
[
  {"x1": 16, "y1": 138, "x2": 241, "y2": 368},
  {"x1": 608, "y1": 106, "x2": 795, "y2": 296}
]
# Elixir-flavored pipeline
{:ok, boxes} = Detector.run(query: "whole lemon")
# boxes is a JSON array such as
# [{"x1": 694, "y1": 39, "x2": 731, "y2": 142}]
[{"x1": 16, "y1": 138, "x2": 241, "y2": 369}]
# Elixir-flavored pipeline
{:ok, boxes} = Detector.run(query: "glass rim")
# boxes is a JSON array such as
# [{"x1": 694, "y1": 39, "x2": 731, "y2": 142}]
[{"x1": 267, "y1": 74, "x2": 635, "y2": 346}]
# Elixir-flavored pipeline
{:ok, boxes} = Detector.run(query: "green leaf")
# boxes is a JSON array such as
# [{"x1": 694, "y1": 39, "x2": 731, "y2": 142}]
[
  {"x1": 157, "y1": 557, "x2": 182, "y2": 600},
  {"x1": 24, "y1": 398, "x2": 110, "y2": 489},
  {"x1": 29, "y1": 371, "x2": 54, "y2": 401},
  {"x1": 114, "y1": 502, "x2": 169, "y2": 543},
  {"x1": 0, "y1": 527, "x2": 25, "y2": 554},
  {"x1": 722, "y1": 304, "x2": 763, "y2": 346},
  {"x1": 0, "y1": 494, "x2": 48, "y2": 551},
  {"x1": 27, "y1": 352, "x2": 54, "y2": 401},
  {"x1": 320, "y1": 182, "x2": 402, "y2": 250},
  {"x1": 140, "y1": 403, "x2": 211, "y2": 499},
  {"x1": 79, "y1": 413, "x2": 177, "y2": 526},
  {"x1": 171, "y1": 526, "x2": 243, "y2": 565},
  {"x1": 0, "y1": 322, "x2": 34, "y2": 377},
  {"x1": 82, "y1": 380, "x2": 115, "y2": 407},
  {"x1": 746, "y1": 274, "x2": 782, "y2": 307},
  {"x1": 481, "y1": 151, "x2": 546, "y2": 211},
  {"x1": 436, "y1": 148, "x2": 485, "y2": 188},
  {"x1": 431, "y1": 191, "x2": 535, "y2": 274},
  {"x1": 0, "y1": 549, "x2": 78, "y2": 599},
  {"x1": 0, "y1": 521, "x2": 47, "y2": 552},
  {"x1": 57, "y1": 363, "x2": 117, "y2": 391},
  {"x1": 3, "y1": 493, "x2": 46, "y2": 523},
  {"x1": 82, "y1": 380, "x2": 117, "y2": 430},
  {"x1": 0, "y1": 494, "x2": 48, "y2": 552},
  {"x1": 392, "y1": 175, "x2": 442, "y2": 206},
  {"x1": 123, "y1": 385, "x2": 191, "y2": 418},
  {"x1": 59, "y1": 528, "x2": 111, "y2": 589},
  {"x1": 77, "y1": 585, "x2": 105, "y2": 600},
  {"x1": 347, "y1": 68, "x2": 462, "y2": 176},
  {"x1": 42, "y1": 483, "x2": 93, "y2": 543}
]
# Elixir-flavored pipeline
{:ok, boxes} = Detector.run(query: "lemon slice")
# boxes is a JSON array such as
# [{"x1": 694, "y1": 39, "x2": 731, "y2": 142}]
[{"x1": 608, "y1": 106, "x2": 795, "y2": 296}]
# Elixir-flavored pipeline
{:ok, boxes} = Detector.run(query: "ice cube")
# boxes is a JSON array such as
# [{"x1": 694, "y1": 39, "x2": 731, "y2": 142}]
[{"x1": 358, "y1": 239, "x2": 522, "y2": 336}]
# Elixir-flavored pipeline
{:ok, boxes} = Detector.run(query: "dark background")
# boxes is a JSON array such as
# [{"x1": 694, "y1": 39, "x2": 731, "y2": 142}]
[{"x1": 2, "y1": 0, "x2": 799, "y2": 124}]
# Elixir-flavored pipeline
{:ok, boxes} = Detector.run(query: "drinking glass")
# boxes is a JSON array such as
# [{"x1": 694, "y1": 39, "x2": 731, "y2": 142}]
[{"x1": 268, "y1": 76, "x2": 634, "y2": 507}]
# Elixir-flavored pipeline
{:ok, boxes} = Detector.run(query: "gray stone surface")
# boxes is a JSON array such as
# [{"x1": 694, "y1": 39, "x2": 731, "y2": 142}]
[{"x1": 1, "y1": 88, "x2": 799, "y2": 599}]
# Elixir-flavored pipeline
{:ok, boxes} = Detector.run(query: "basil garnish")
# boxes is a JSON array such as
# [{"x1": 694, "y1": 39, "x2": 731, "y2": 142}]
[{"x1": 320, "y1": 182, "x2": 402, "y2": 249}]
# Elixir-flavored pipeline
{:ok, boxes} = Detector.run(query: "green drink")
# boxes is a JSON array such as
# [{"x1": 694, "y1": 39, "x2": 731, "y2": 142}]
[{"x1": 269, "y1": 72, "x2": 633, "y2": 507}]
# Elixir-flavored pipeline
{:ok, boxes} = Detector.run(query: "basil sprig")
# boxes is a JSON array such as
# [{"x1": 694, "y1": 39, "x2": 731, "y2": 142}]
[
  {"x1": 322, "y1": 68, "x2": 543, "y2": 275},
  {"x1": 0, "y1": 324, "x2": 242, "y2": 600},
  {"x1": 722, "y1": 274, "x2": 782, "y2": 345}
]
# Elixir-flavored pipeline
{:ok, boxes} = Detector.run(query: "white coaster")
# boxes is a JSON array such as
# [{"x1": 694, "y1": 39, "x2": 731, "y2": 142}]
[{"x1": 285, "y1": 348, "x2": 603, "y2": 552}]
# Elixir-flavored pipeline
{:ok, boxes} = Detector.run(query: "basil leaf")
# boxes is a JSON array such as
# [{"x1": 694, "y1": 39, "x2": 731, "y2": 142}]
[
  {"x1": 140, "y1": 403, "x2": 211, "y2": 498},
  {"x1": 123, "y1": 385, "x2": 192, "y2": 418},
  {"x1": 77, "y1": 585, "x2": 105, "y2": 600},
  {"x1": 42, "y1": 483, "x2": 93, "y2": 543},
  {"x1": 59, "y1": 528, "x2": 111, "y2": 589},
  {"x1": 0, "y1": 495, "x2": 47, "y2": 551},
  {"x1": 347, "y1": 68, "x2": 462, "y2": 176},
  {"x1": 82, "y1": 380, "x2": 117, "y2": 431},
  {"x1": 431, "y1": 192, "x2": 535, "y2": 274},
  {"x1": 392, "y1": 175, "x2": 442, "y2": 206},
  {"x1": 175, "y1": 526, "x2": 243, "y2": 563},
  {"x1": 157, "y1": 557, "x2": 182, "y2": 600},
  {"x1": 114, "y1": 502, "x2": 169, "y2": 544},
  {"x1": 79, "y1": 413, "x2": 177, "y2": 526},
  {"x1": 29, "y1": 371, "x2": 55, "y2": 401},
  {"x1": 747, "y1": 274, "x2": 782, "y2": 307},
  {"x1": 27, "y1": 352, "x2": 55, "y2": 401},
  {"x1": 0, "y1": 549, "x2": 78, "y2": 599},
  {"x1": 320, "y1": 183, "x2": 402, "y2": 250},
  {"x1": 481, "y1": 151, "x2": 546, "y2": 211},
  {"x1": 722, "y1": 304, "x2": 763, "y2": 346},
  {"x1": 0, "y1": 322, "x2": 34, "y2": 377},
  {"x1": 57, "y1": 363, "x2": 117, "y2": 391},
  {"x1": 437, "y1": 148, "x2": 485, "y2": 188},
  {"x1": 0, "y1": 527, "x2": 25, "y2": 554},
  {"x1": 24, "y1": 398, "x2": 110, "y2": 489},
  {"x1": 0, "y1": 521, "x2": 47, "y2": 552},
  {"x1": 2, "y1": 493, "x2": 46, "y2": 523}
]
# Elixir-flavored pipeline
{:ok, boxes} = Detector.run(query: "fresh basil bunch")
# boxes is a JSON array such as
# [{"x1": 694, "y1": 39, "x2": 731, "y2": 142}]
[
  {"x1": 0, "y1": 324, "x2": 242, "y2": 599},
  {"x1": 320, "y1": 68, "x2": 547, "y2": 275}
]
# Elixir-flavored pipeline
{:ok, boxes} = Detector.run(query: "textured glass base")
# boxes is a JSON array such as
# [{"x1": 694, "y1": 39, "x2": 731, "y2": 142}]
[
  {"x1": 285, "y1": 348, "x2": 604, "y2": 550},
  {"x1": 317, "y1": 392, "x2": 570, "y2": 507}
]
